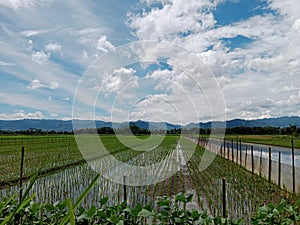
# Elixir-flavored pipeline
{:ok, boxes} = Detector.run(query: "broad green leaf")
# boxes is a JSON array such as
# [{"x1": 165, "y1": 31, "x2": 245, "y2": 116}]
[{"x1": 137, "y1": 208, "x2": 153, "y2": 218}]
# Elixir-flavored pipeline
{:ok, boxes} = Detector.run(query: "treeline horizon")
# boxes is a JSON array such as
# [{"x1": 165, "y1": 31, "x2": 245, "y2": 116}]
[{"x1": 0, "y1": 124, "x2": 299, "y2": 136}]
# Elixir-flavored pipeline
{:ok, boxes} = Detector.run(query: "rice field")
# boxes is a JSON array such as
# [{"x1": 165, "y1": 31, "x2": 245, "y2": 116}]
[{"x1": 0, "y1": 134, "x2": 299, "y2": 222}]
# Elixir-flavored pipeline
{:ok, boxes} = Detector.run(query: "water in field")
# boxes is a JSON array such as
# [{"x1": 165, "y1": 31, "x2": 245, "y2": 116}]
[
  {"x1": 190, "y1": 137, "x2": 300, "y2": 193},
  {"x1": 192, "y1": 137, "x2": 300, "y2": 167},
  {"x1": 222, "y1": 139, "x2": 300, "y2": 168},
  {"x1": 0, "y1": 135, "x2": 298, "y2": 222},
  {"x1": 0, "y1": 163, "x2": 151, "y2": 207}
]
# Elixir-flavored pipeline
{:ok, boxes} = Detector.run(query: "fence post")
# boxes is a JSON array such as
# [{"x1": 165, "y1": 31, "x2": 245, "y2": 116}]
[
  {"x1": 224, "y1": 139, "x2": 226, "y2": 158},
  {"x1": 239, "y1": 139, "x2": 242, "y2": 165},
  {"x1": 19, "y1": 146, "x2": 25, "y2": 203},
  {"x1": 259, "y1": 149, "x2": 263, "y2": 176},
  {"x1": 231, "y1": 139, "x2": 234, "y2": 163},
  {"x1": 291, "y1": 139, "x2": 295, "y2": 193},
  {"x1": 268, "y1": 147, "x2": 272, "y2": 183},
  {"x1": 227, "y1": 143, "x2": 230, "y2": 160},
  {"x1": 220, "y1": 143, "x2": 223, "y2": 157},
  {"x1": 278, "y1": 151, "x2": 281, "y2": 188},
  {"x1": 251, "y1": 146, "x2": 254, "y2": 174},
  {"x1": 123, "y1": 176, "x2": 127, "y2": 203},
  {"x1": 236, "y1": 137, "x2": 239, "y2": 164},
  {"x1": 245, "y1": 145, "x2": 248, "y2": 168},
  {"x1": 222, "y1": 178, "x2": 227, "y2": 218},
  {"x1": 123, "y1": 176, "x2": 128, "y2": 224}
]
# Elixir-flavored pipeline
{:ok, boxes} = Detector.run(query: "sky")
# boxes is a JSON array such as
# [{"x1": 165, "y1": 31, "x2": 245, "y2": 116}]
[{"x1": 0, "y1": 0, "x2": 299, "y2": 124}]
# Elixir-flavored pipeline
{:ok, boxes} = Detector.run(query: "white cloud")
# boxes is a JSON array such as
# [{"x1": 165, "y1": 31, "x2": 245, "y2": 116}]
[
  {"x1": 31, "y1": 51, "x2": 50, "y2": 64},
  {"x1": 62, "y1": 117, "x2": 72, "y2": 121},
  {"x1": 0, "y1": 0, "x2": 54, "y2": 11},
  {"x1": 126, "y1": 0, "x2": 300, "y2": 121},
  {"x1": 0, "y1": 0, "x2": 299, "y2": 122},
  {"x1": 96, "y1": 35, "x2": 115, "y2": 52},
  {"x1": 129, "y1": 0, "x2": 217, "y2": 40},
  {"x1": 49, "y1": 82, "x2": 59, "y2": 89},
  {"x1": 71, "y1": 28, "x2": 102, "y2": 36},
  {"x1": 27, "y1": 79, "x2": 59, "y2": 90},
  {"x1": 82, "y1": 51, "x2": 88, "y2": 60},
  {"x1": 268, "y1": 0, "x2": 300, "y2": 22},
  {"x1": 292, "y1": 18, "x2": 300, "y2": 31},
  {"x1": 0, "y1": 60, "x2": 15, "y2": 66},
  {"x1": 277, "y1": 91, "x2": 300, "y2": 106},
  {"x1": 44, "y1": 43, "x2": 62, "y2": 52},
  {"x1": 27, "y1": 40, "x2": 33, "y2": 51},
  {"x1": 20, "y1": 29, "x2": 52, "y2": 37},
  {"x1": 0, "y1": 110, "x2": 44, "y2": 120},
  {"x1": 27, "y1": 79, "x2": 46, "y2": 89},
  {"x1": 102, "y1": 67, "x2": 138, "y2": 94}
]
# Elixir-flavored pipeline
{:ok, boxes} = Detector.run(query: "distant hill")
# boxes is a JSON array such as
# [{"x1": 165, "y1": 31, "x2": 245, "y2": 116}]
[
  {"x1": 187, "y1": 116, "x2": 300, "y2": 129},
  {"x1": 0, "y1": 116, "x2": 299, "y2": 132}
]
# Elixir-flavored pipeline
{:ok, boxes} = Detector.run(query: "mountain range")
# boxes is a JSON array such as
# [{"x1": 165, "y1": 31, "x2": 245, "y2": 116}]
[{"x1": 0, "y1": 116, "x2": 299, "y2": 132}]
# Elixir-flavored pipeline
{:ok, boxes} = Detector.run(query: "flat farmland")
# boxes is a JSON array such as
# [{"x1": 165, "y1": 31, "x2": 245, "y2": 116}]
[
  {"x1": 224, "y1": 135, "x2": 300, "y2": 148},
  {"x1": 0, "y1": 135, "x2": 82, "y2": 186},
  {"x1": 1, "y1": 134, "x2": 298, "y2": 222}
]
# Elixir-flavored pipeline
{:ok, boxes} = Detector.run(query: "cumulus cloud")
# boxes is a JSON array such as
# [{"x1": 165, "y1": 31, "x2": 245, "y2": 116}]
[
  {"x1": 44, "y1": 43, "x2": 62, "y2": 52},
  {"x1": 292, "y1": 18, "x2": 300, "y2": 31},
  {"x1": 0, "y1": 110, "x2": 44, "y2": 120},
  {"x1": 129, "y1": 0, "x2": 217, "y2": 40},
  {"x1": 277, "y1": 91, "x2": 300, "y2": 106},
  {"x1": 101, "y1": 67, "x2": 138, "y2": 93},
  {"x1": 27, "y1": 79, "x2": 59, "y2": 90},
  {"x1": 96, "y1": 35, "x2": 115, "y2": 52},
  {"x1": 27, "y1": 79, "x2": 46, "y2": 89},
  {"x1": 31, "y1": 51, "x2": 50, "y2": 64},
  {"x1": 49, "y1": 82, "x2": 59, "y2": 89},
  {"x1": 1, "y1": 0, "x2": 299, "y2": 122},
  {"x1": 126, "y1": 0, "x2": 300, "y2": 121}
]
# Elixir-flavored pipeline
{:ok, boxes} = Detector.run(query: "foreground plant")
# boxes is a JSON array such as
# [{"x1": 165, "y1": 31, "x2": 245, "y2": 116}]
[
  {"x1": 251, "y1": 199, "x2": 300, "y2": 225},
  {"x1": 0, "y1": 174, "x2": 299, "y2": 224}
]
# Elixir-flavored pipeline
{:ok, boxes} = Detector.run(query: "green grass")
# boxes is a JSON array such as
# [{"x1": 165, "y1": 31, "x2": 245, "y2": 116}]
[
  {"x1": 0, "y1": 135, "x2": 82, "y2": 186},
  {"x1": 224, "y1": 135, "x2": 300, "y2": 149},
  {"x1": 0, "y1": 134, "x2": 178, "y2": 187}
]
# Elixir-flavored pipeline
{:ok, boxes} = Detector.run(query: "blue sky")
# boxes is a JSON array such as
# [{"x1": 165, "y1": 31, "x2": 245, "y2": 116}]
[{"x1": 0, "y1": 0, "x2": 299, "y2": 124}]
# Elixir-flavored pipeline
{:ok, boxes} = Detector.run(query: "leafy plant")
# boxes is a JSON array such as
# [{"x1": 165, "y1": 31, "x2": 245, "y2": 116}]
[{"x1": 251, "y1": 199, "x2": 300, "y2": 225}]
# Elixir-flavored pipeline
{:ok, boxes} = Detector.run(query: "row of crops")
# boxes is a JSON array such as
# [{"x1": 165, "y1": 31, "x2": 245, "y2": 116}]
[
  {"x1": 0, "y1": 135, "x2": 82, "y2": 186},
  {"x1": 191, "y1": 136, "x2": 300, "y2": 194},
  {"x1": 0, "y1": 134, "x2": 299, "y2": 223}
]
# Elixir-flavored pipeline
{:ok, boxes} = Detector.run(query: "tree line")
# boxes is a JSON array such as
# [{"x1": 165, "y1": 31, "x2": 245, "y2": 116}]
[
  {"x1": 224, "y1": 125, "x2": 300, "y2": 136},
  {"x1": 0, "y1": 125, "x2": 299, "y2": 136}
]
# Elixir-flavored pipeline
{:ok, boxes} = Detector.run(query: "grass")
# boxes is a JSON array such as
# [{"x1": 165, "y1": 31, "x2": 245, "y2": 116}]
[
  {"x1": 198, "y1": 134, "x2": 300, "y2": 149},
  {"x1": 0, "y1": 135, "x2": 83, "y2": 186},
  {"x1": 224, "y1": 135, "x2": 300, "y2": 149}
]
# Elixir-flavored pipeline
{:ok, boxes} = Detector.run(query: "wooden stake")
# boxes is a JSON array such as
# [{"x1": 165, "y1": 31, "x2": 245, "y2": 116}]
[
  {"x1": 222, "y1": 178, "x2": 226, "y2": 218},
  {"x1": 231, "y1": 139, "x2": 234, "y2": 163},
  {"x1": 19, "y1": 146, "x2": 25, "y2": 203},
  {"x1": 268, "y1": 147, "x2": 272, "y2": 183},
  {"x1": 291, "y1": 139, "x2": 295, "y2": 193},
  {"x1": 251, "y1": 146, "x2": 254, "y2": 174},
  {"x1": 278, "y1": 151, "x2": 281, "y2": 188}
]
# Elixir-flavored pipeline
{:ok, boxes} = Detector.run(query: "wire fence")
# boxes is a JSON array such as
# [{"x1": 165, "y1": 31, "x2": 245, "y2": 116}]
[{"x1": 191, "y1": 137, "x2": 300, "y2": 194}]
